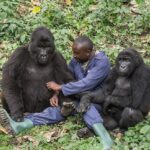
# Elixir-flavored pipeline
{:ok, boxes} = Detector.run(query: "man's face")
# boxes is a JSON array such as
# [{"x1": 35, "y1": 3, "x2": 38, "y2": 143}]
[{"x1": 72, "y1": 42, "x2": 91, "y2": 63}]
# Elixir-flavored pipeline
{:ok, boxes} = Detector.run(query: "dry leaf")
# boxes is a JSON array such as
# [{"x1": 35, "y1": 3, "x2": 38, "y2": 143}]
[
  {"x1": 0, "y1": 42, "x2": 5, "y2": 49},
  {"x1": 89, "y1": 5, "x2": 98, "y2": 11},
  {"x1": 0, "y1": 125, "x2": 8, "y2": 134},
  {"x1": 31, "y1": 0, "x2": 41, "y2": 6},
  {"x1": 16, "y1": 135, "x2": 39, "y2": 146},
  {"x1": 116, "y1": 132, "x2": 123, "y2": 139},
  {"x1": 13, "y1": 147, "x2": 22, "y2": 150},
  {"x1": 43, "y1": 131, "x2": 59, "y2": 142},
  {"x1": 43, "y1": 128, "x2": 68, "y2": 142},
  {"x1": 65, "y1": 0, "x2": 72, "y2": 6}
]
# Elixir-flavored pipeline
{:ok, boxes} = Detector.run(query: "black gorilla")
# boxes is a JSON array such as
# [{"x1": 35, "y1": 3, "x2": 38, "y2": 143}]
[
  {"x1": 1, "y1": 27, "x2": 74, "y2": 122},
  {"x1": 78, "y1": 48, "x2": 150, "y2": 129}
]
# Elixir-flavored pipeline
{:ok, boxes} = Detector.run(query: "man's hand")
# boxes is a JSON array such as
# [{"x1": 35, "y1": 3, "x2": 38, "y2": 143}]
[
  {"x1": 47, "y1": 81, "x2": 62, "y2": 91},
  {"x1": 50, "y1": 94, "x2": 59, "y2": 107}
]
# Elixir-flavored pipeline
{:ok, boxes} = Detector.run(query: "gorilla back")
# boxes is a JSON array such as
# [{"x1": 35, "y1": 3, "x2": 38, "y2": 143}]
[{"x1": 1, "y1": 27, "x2": 73, "y2": 121}]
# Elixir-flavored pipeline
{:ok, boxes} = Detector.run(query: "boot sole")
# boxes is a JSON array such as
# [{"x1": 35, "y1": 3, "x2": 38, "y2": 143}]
[{"x1": 0, "y1": 107, "x2": 15, "y2": 135}]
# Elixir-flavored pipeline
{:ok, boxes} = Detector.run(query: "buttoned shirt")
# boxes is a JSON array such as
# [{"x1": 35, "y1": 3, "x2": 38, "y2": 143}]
[{"x1": 62, "y1": 51, "x2": 110, "y2": 96}]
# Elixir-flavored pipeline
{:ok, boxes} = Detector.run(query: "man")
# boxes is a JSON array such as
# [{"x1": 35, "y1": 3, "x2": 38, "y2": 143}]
[{"x1": 0, "y1": 36, "x2": 113, "y2": 149}]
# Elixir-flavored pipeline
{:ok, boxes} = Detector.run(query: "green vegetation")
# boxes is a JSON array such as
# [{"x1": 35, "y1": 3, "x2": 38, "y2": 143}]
[{"x1": 0, "y1": 0, "x2": 150, "y2": 149}]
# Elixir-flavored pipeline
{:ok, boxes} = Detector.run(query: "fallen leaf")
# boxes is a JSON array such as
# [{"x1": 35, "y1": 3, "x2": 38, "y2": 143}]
[
  {"x1": 31, "y1": 0, "x2": 41, "y2": 6},
  {"x1": 13, "y1": 147, "x2": 22, "y2": 150},
  {"x1": 43, "y1": 130, "x2": 59, "y2": 142},
  {"x1": 43, "y1": 128, "x2": 68, "y2": 142},
  {"x1": 16, "y1": 135, "x2": 39, "y2": 146},
  {"x1": 89, "y1": 5, "x2": 98, "y2": 11},
  {"x1": 0, "y1": 125, "x2": 8, "y2": 134},
  {"x1": 65, "y1": 0, "x2": 72, "y2": 6},
  {"x1": 111, "y1": 128, "x2": 124, "y2": 139}
]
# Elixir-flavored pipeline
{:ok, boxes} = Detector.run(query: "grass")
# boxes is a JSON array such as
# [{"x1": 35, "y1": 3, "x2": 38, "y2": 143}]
[{"x1": 0, "y1": 114, "x2": 150, "y2": 150}]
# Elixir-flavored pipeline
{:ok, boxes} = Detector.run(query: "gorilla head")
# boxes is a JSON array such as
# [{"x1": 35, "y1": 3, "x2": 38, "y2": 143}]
[
  {"x1": 28, "y1": 27, "x2": 55, "y2": 65},
  {"x1": 116, "y1": 48, "x2": 144, "y2": 76}
]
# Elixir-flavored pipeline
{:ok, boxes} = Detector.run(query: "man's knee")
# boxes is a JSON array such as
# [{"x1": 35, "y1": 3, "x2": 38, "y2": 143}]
[
  {"x1": 119, "y1": 107, "x2": 143, "y2": 128},
  {"x1": 83, "y1": 104, "x2": 103, "y2": 128}
]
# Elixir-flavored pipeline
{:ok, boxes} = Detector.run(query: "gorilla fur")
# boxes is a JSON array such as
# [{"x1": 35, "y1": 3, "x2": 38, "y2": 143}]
[
  {"x1": 78, "y1": 48, "x2": 150, "y2": 129},
  {"x1": 1, "y1": 27, "x2": 74, "y2": 121}
]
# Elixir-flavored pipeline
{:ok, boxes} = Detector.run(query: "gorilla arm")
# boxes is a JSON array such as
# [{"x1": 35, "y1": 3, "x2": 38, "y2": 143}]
[
  {"x1": 76, "y1": 88, "x2": 105, "y2": 113},
  {"x1": 101, "y1": 68, "x2": 120, "y2": 112},
  {"x1": 77, "y1": 68, "x2": 118, "y2": 113},
  {"x1": 2, "y1": 46, "x2": 28, "y2": 121},
  {"x1": 131, "y1": 65, "x2": 148, "y2": 109},
  {"x1": 53, "y1": 52, "x2": 74, "y2": 84},
  {"x1": 103, "y1": 67, "x2": 118, "y2": 95}
]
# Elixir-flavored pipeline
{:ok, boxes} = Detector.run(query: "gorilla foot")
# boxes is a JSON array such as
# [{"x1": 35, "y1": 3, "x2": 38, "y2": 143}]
[
  {"x1": 77, "y1": 127, "x2": 93, "y2": 138},
  {"x1": 119, "y1": 107, "x2": 144, "y2": 129},
  {"x1": 76, "y1": 101, "x2": 90, "y2": 113},
  {"x1": 63, "y1": 101, "x2": 78, "y2": 109},
  {"x1": 60, "y1": 101, "x2": 77, "y2": 117}
]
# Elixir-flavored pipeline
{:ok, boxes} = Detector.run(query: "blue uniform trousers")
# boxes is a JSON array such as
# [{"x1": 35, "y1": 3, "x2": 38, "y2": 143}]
[{"x1": 25, "y1": 103, "x2": 103, "y2": 129}]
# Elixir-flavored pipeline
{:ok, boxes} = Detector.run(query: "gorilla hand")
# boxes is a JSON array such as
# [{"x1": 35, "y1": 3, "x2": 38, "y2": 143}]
[
  {"x1": 76, "y1": 101, "x2": 90, "y2": 113},
  {"x1": 61, "y1": 101, "x2": 77, "y2": 117},
  {"x1": 76, "y1": 94, "x2": 91, "y2": 113}
]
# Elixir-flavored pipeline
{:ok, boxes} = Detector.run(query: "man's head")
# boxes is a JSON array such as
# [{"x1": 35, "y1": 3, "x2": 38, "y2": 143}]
[{"x1": 72, "y1": 36, "x2": 94, "y2": 63}]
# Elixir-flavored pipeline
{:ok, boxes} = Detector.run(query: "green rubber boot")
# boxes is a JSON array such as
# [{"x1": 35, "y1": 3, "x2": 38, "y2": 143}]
[
  {"x1": 93, "y1": 123, "x2": 113, "y2": 150},
  {"x1": 0, "y1": 106, "x2": 33, "y2": 135}
]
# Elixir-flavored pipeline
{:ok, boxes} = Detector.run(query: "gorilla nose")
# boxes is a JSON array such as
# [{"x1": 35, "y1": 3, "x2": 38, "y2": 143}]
[
  {"x1": 41, "y1": 54, "x2": 47, "y2": 59},
  {"x1": 121, "y1": 65, "x2": 126, "y2": 69}
]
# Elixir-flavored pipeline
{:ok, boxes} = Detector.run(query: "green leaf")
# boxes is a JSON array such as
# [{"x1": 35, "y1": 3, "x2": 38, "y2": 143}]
[
  {"x1": 140, "y1": 125, "x2": 150, "y2": 134},
  {"x1": 20, "y1": 34, "x2": 26, "y2": 43},
  {"x1": 135, "y1": 0, "x2": 144, "y2": 4}
]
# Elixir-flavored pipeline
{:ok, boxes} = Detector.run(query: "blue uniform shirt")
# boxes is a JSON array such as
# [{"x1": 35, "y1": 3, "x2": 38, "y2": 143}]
[{"x1": 62, "y1": 51, "x2": 110, "y2": 96}]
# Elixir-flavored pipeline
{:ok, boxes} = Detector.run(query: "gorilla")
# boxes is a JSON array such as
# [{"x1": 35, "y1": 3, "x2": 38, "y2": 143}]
[
  {"x1": 77, "y1": 48, "x2": 150, "y2": 130},
  {"x1": 1, "y1": 27, "x2": 74, "y2": 122}
]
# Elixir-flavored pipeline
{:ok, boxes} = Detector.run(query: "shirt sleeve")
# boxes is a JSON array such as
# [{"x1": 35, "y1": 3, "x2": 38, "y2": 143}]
[{"x1": 61, "y1": 57, "x2": 110, "y2": 96}]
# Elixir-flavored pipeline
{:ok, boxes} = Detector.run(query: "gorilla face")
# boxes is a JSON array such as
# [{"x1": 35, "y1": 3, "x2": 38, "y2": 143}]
[
  {"x1": 29, "y1": 43, "x2": 54, "y2": 65},
  {"x1": 37, "y1": 47, "x2": 51, "y2": 64},
  {"x1": 116, "y1": 48, "x2": 144, "y2": 77},
  {"x1": 116, "y1": 54, "x2": 135, "y2": 76},
  {"x1": 28, "y1": 27, "x2": 55, "y2": 65}
]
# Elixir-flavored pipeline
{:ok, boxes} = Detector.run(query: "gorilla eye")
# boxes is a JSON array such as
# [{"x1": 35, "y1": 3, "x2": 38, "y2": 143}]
[
  {"x1": 119, "y1": 57, "x2": 130, "y2": 61},
  {"x1": 123, "y1": 57, "x2": 131, "y2": 61},
  {"x1": 123, "y1": 58, "x2": 128, "y2": 61}
]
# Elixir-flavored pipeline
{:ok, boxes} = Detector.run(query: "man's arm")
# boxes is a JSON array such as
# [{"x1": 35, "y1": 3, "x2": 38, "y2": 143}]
[{"x1": 62, "y1": 57, "x2": 110, "y2": 96}]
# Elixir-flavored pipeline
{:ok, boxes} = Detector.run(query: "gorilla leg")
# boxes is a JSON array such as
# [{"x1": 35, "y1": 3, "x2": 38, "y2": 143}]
[
  {"x1": 119, "y1": 107, "x2": 144, "y2": 129},
  {"x1": 103, "y1": 115, "x2": 118, "y2": 130},
  {"x1": 0, "y1": 92, "x2": 10, "y2": 113}
]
